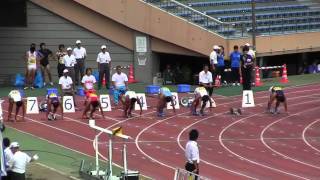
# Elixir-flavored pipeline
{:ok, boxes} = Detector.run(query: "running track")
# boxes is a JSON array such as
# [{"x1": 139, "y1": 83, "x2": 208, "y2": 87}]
[{"x1": 2, "y1": 84, "x2": 320, "y2": 179}]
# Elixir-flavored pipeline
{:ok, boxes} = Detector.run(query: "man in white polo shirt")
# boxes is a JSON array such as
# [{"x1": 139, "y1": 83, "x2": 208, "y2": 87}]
[
  {"x1": 112, "y1": 66, "x2": 128, "y2": 105},
  {"x1": 73, "y1": 40, "x2": 87, "y2": 85},
  {"x1": 185, "y1": 129, "x2": 200, "y2": 179},
  {"x1": 198, "y1": 65, "x2": 213, "y2": 96},
  {"x1": 97, "y1": 45, "x2": 111, "y2": 89},
  {"x1": 63, "y1": 47, "x2": 76, "y2": 85},
  {"x1": 59, "y1": 69, "x2": 76, "y2": 106},
  {"x1": 209, "y1": 45, "x2": 219, "y2": 80},
  {"x1": 7, "y1": 142, "x2": 38, "y2": 180}
]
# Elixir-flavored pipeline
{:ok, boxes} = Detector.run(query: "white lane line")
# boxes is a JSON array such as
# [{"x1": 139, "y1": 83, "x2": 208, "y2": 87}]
[
  {"x1": 3, "y1": 110, "x2": 93, "y2": 142},
  {"x1": 302, "y1": 119, "x2": 320, "y2": 153},
  {"x1": 219, "y1": 99, "x2": 320, "y2": 180},
  {"x1": 135, "y1": 87, "x2": 320, "y2": 179},
  {"x1": 261, "y1": 107, "x2": 320, "y2": 170}
]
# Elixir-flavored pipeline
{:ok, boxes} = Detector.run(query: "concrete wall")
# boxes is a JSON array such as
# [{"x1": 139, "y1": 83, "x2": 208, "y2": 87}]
[{"x1": 0, "y1": 2, "x2": 133, "y2": 85}]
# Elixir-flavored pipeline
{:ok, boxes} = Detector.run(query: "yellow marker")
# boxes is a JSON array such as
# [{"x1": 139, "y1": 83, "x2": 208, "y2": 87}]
[{"x1": 112, "y1": 127, "x2": 123, "y2": 136}]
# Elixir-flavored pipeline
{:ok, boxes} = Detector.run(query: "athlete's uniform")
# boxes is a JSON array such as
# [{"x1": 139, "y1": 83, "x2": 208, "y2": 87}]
[
  {"x1": 8, "y1": 90, "x2": 22, "y2": 106},
  {"x1": 27, "y1": 51, "x2": 38, "y2": 70},
  {"x1": 270, "y1": 86, "x2": 285, "y2": 102},
  {"x1": 194, "y1": 87, "x2": 209, "y2": 100},
  {"x1": 159, "y1": 87, "x2": 172, "y2": 102}
]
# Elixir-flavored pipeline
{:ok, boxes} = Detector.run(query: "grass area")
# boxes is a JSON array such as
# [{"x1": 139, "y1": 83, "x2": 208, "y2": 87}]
[
  {"x1": 0, "y1": 74, "x2": 319, "y2": 98},
  {"x1": 2, "y1": 127, "x2": 142, "y2": 180}
]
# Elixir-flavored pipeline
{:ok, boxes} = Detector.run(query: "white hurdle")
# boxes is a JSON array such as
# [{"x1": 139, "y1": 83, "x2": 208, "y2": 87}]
[{"x1": 89, "y1": 119, "x2": 131, "y2": 180}]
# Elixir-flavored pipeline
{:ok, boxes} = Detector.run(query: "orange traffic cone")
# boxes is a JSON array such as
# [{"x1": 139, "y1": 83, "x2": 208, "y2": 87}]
[
  {"x1": 128, "y1": 65, "x2": 137, "y2": 83},
  {"x1": 214, "y1": 75, "x2": 221, "y2": 87},
  {"x1": 102, "y1": 76, "x2": 106, "y2": 86},
  {"x1": 255, "y1": 66, "x2": 263, "y2": 87},
  {"x1": 280, "y1": 64, "x2": 289, "y2": 83}
]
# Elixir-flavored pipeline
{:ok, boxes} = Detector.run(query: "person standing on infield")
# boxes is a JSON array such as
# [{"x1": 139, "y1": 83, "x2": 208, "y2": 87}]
[
  {"x1": 97, "y1": 45, "x2": 111, "y2": 89},
  {"x1": 73, "y1": 40, "x2": 87, "y2": 86},
  {"x1": 240, "y1": 45, "x2": 254, "y2": 90}
]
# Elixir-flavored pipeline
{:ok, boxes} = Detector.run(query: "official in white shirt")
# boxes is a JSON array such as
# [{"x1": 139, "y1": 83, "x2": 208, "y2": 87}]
[
  {"x1": 112, "y1": 66, "x2": 128, "y2": 105},
  {"x1": 185, "y1": 129, "x2": 200, "y2": 179},
  {"x1": 198, "y1": 65, "x2": 213, "y2": 96},
  {"x1": 63, "y1": 47, "x2": 77, "y2": 84},
  {"x1": 7, "y1": 142, "x2": 38, "y2": 180},
  {"x1": 3, "y1": 138, "x2": 12, "y2": 180},
  {"x1": 59, "y1": 69, "x2": 76, "y2": 106},
  {"x1": 97, "y1": 45, "x2": 111, "y2": 89},
  {"x1": 73, "y1": 40, "x2": 87, "y2": 85},
  {"x1": 209, "y1": 45, "x2": 220, "y2": 80}
]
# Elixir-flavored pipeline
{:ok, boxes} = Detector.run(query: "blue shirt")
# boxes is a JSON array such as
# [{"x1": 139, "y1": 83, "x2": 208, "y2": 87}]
[
  {"x1": 159, "y1": 87, "x2": 172, "y2": 97},
  {"x1": 230, "y1": 51, "x2": 241, "y2": 68},
  {"x1": 217, "y1": 54, "x2": 225, "y2": 67}
]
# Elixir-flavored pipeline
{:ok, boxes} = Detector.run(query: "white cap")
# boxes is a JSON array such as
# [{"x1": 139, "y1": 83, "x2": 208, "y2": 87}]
[
  {"x1": 101, "y1": 45, "x2": 106, "y2": 49},
  {"x1": 213, "y1": 45, "x2": 220, "y2": 50},
  {"x1": 63, "y1": 69, "x2": 69, "y2": 73},
  {"x1": 67, "y1": 47, "x2": 72, "y2": 51},
  {"x1": 76, "y1": 40, "x2": 81, "y2": 44},
  {"x1": 245, "y1": 43, "x2": 250, "y2": 46},
  {"x1": 10, "y1": 142, "x2": 19, "y2": 148}
]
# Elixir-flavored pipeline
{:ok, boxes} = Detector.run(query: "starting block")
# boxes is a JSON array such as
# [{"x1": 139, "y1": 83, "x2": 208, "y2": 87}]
[
  {"x1": 242, "y1": 90, "x2": 255, "y2": 108},
  {"x1": 230, "y1": 108, "x2": 242, "y2": 115}
]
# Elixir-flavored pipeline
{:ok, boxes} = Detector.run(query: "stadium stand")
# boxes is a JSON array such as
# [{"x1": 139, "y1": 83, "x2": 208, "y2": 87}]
[{"x1": 144, "y1": 0, "x2": 320, "y2": 37}]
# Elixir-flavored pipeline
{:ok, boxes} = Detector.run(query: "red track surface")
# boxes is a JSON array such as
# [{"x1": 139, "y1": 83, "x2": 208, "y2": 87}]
[{"x1": 2, "y1": 84, "x2": 320, "y2": 179}]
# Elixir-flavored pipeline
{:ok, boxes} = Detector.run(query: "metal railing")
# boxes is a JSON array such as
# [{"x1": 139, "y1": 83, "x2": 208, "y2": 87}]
[{"x1": 142, "y1": 0, "x2": 237, "y2": 38}]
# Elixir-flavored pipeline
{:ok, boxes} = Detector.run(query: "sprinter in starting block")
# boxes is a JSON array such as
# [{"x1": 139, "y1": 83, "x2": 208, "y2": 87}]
[
  {"x1": 7, "y1": 90, "x2": 25, "y2": 122},
  {"x1": 120, "y1": 91, "x2": 142, "y2": 118},
  {"x1": 157, "y1": 87, "x2": 175, "y2": 117},
  {"x1": 46, "y1": 92, "x2": 63, "y2": 121},
  {"x1": 191, "y1": 86, "x2": 212, "y2": 116},
  {"x1": 82, "y1": 91, "x2": 104, "y2": 119},
  {"x1": 267, "y1": 86, "x2": 288, "y2": 114}
]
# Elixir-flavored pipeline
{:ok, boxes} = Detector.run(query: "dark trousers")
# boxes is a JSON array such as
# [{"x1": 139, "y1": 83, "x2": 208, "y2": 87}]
[
  {"x1": 3, "y1": 171, "x2": 13, "y2": 180},
  {"x1": 10, "y1": 172, "x2": 25, "y2": 180},
  {"x1": 57, "y1": 63, "x2": 65, "y2": 78},
  {"x1": 217, "y1": 66, "x2": 225, "y2": 82},
  {"x1": 231, "y1": 67, "x2": 240, "y2": 83},
  {"x1": 202, "y1": 83, "x2": 213, "y2": 96},
  {"x1": 241, "y1": 67, "x2": 253, "y2": 90},
  {"x1": 98, "y1": 63, "x2": 110, "y2": 89},
  {"x1": 210, "y1": 64, "x2": 218, "y2": 81},
  {"x1": 74, "y1": 58, "x2": 85, "y2": 85},
  {"x1": 185, "y1": 162, "x2": 199, "y2": 180}
]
